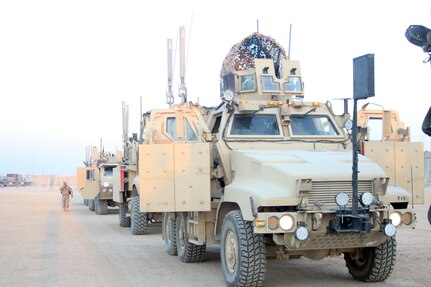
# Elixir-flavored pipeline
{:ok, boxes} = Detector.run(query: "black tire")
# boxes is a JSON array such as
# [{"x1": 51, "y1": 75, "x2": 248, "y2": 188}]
[
  {"x1": 95, "y1": 196, "x2": 108, "y2": 215},
  {"x1": 176, "y1": 212, "x2": 206, "y2": 263},
  {"x1": 83, "y1": 199, "x2": 88, "y2": 206},
  {"x1": 220, "y1": 210, "x2": 266, "y2": 287},
  {"x1": 88, "y1": 199, "x2": 95, "y2": 211},
  {"x1": 130, "y1": 196, "x2": 148, "y2": 235},
  {"x1": 163, "y1": 212, "x2": 177, "y2": 256},
  {"x1": 344, "y1": 237, "x2": 397, "y2": 282},
  {"x1": 427, "y1": 204, "x2": 431, "y2": 225},
  {"x1": 119, "y1": 202, "x2": 131, "y2": 227}
]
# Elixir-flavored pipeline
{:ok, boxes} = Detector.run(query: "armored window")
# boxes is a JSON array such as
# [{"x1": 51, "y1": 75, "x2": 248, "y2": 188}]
[
  {"x1": 240, "y1": 75, "x2": 256, "y2": 91},
  {"x1": 261, "y1": 75, "x2": 280, "y2": 91},
  {"x1": 166, "y1": 117, "x2": 198, "y2": 141},
  {"x1": 284, "y1": 76, "x2": 302, "y2": 92},
  {"x1": 230, "y1": 114, "x2": 280, "y2": 136},
  {"x1": 86, "y1": 169, "x2": 96, "y2": 180},
  {"x1": 103, "y1": 166, "x2": 114, "y2": 177},
  {"x1": 290, "y1": 115, "x2": 339, "y2": 136},
  {"x1": 367, "y1": 117, "x2": 383, "y2": 140}
]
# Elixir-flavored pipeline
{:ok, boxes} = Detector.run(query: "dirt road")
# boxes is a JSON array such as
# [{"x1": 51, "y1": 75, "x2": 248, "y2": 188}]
[{"x1": 0, "y1": 186, "x2": 429, "y2": 287}]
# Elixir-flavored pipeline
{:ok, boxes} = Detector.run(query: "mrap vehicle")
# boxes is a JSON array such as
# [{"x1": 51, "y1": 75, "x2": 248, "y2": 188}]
[
  {"x1": 357, "y1": 107, "x2": 424, "y2": 205},
  {"x1": 137, "y1": 32, "x2": 415, "y2": 287},
  {"x1": 111, "y1": 102, "x2": 163, "y2": 235},
  {"x1": 77, "y1": 146, "x2": 122, "y2": 215}
]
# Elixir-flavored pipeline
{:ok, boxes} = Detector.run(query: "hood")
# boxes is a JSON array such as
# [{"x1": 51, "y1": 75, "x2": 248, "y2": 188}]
[{"x1": 224, "y1": 149, "x2": 385, "y2": 206}]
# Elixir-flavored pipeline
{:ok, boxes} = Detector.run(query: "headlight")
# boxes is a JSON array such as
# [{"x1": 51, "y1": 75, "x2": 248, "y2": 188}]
[
  {"x1": 103, "y1": 181, "x2": 109, "y2": 188},
  {"x1": 279, "y1": 215, "x2": 294, "y2": 231},
  {"x1": 335, "y1": 192, "x2": 349, "y2": 207},
  {"x1": 360, "y1": 192, "x2": 373, "y2": 206},
  {"x1": 295, "y1": 226, "x2": 309, "y2": 241},
  {"x1": 223, "y1": 90, "x2": 234, "y2": 101},
  {"x1": 344, "y1": 119, "x2": 353, "y2": 130},
  {"x1": 383, "y1": 223, "x2": 396, "y2": 237},
  {"x1": 390, "y1": 212, "x2": 402, "y2": 226}
]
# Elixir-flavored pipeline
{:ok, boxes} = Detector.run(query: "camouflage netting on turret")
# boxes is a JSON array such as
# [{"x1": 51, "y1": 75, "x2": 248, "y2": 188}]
[{"x1": 220, "y1": 32, "x2": 287, "y2": 78}]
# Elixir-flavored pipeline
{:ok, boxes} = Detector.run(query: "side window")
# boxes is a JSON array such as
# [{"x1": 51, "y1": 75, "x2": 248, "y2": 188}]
[
  {"x1": 86, "y1": 169, "x2": 96, "y2": 180},
  {"x1": 367, "y1": 117, "x2": 383, "y2": 140},
  {"x1": 211, "y1": 116, "x2": 222, "y2": 133},
  {"x1": 284, "y1": 76, "x2": 302, "y2": 92},
  {"x1": 241, "y1": 75, "x2": 256, "y2": 91},
  {"x1": 166, "y1": 117, "x2": 198, "y2": 141}
]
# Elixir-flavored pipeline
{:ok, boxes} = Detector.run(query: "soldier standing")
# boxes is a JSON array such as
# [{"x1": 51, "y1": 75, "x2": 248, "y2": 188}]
[{"x1": 60, "y1": 181, "x2": 73, "y2": 212}]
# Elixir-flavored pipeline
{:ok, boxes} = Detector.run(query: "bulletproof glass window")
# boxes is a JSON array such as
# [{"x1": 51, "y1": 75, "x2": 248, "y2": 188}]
[
  {"x1": 284, "y1": 76, "x2": 302, "y2": 92},
  {"x1": 367, "y1": 117, "x2": 383, "y2": 140},
  {"x1": 240, "y1": 74, "x2": 256, "y2": 91},
  {"x1": 261, "y1": 75, "x2": 280, "y2": 91},
  {"x1": 166, "y1": 117, "x2": 198, "y2": 141},
  {"x1": 230, "y1": 114, "x2": 280, "y2": 136},
  {"x1": 86, "y1": 169, "x2": 96, "y2": 180},
  {"x1": 290, "y1": 115, "x2": 339, "y2": 136},
  {"x1": 103, "y1": 166, "x2": 114, "y2": 177}
]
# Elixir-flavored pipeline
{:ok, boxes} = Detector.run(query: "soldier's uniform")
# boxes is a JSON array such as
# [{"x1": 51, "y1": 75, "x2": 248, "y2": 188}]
[{"x1": 60, "y1": 182, "x2": 73, "y2": 212}]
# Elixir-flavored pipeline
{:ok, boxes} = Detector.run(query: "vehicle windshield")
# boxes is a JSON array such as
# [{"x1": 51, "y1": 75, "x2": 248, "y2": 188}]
[
  {"x1": 103, "y1": 166, "x2": 115, "y2": 177},
  {"x1": 290, "y1": 115, "x2": 339, "y2": 136},
  {"x1": 166, "y1": 117, "x2": 198, "y2": 141},
  {"x1": 230, "y1": 114, "x2": 280, "y2": 136}
]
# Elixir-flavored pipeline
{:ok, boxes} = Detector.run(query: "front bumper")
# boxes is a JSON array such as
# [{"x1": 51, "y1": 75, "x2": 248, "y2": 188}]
[{"x1": 253, "y1": 207, "x2": 415, "y2": 250}]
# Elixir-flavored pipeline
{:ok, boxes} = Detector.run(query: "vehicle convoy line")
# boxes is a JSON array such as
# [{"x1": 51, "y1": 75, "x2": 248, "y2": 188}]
[{"x1": 0, "y1": 188, "x2": 429, "y2": 287}]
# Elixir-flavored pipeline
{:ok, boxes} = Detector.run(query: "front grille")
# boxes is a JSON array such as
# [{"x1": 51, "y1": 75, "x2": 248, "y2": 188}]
[
  {"x1": 306, "y1": 233, "x2": 383, "y2": 249},
  {"x1": 308, "y1": 181, "x2": 373, "y2": 208}
]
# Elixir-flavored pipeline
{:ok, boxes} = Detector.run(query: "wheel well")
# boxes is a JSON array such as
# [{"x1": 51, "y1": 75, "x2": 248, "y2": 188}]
[{"x1": 215, "y1": 202, "x2": 241, "y2": 241}]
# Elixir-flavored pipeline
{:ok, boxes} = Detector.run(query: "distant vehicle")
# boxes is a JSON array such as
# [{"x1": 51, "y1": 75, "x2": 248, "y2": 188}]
[
  {"x1": 357, "y1": 107, "x2": 424, "y2": 205},
  {"x1": 77, "y1": 146, "x2": 122, "y2": 215},
  {"x1": 110, "y1": 102, "x2": 163, "y2": 235},
  {"x1": 5, "y1": 173, "x2": 31, "y2": 187}
]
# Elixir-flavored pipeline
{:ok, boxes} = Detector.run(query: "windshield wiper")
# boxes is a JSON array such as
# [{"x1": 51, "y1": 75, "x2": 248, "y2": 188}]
[{"x1": 295, "y1": 107, "x2": 316, "y2": 118}]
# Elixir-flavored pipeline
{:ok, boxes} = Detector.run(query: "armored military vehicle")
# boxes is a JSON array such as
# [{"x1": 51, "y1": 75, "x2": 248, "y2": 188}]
[
  {"x1": 356, "y1": 107, "x2": 424, "y2": 205},
  {"x1": 137, "y1": 31, "x2": 415, "y2": 286},
  {"x1": 77, "y1": 146, "x2": 122, "y2": 215},
  {"x1": 111, "y1": 101, "x2": 163, "y2": 235}
]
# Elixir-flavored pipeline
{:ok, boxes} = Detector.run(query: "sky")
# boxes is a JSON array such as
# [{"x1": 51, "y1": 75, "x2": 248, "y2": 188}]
[{"x1": 1, "y1": 0, "x2": 431, "y2": 176}]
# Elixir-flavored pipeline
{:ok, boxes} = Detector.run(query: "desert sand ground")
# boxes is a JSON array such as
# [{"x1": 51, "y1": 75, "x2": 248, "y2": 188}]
[{"x1": 0, "y1": 186, "x2": 429, "y2": 287}]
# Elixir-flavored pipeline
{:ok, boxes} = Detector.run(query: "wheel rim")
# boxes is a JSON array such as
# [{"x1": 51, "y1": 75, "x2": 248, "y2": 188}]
[
  {"x1": 349, "y1": 248, "x2": 370, "y2": 267},
  {"x1": 178, "y1": 217, "x2": 186, "y2": 251},
  {"x1": 225, "y1": 229, "x2": 237, "y2": 274},
  {"x1": 166, "y1": 215, "x2": 172, "y2": 245}
]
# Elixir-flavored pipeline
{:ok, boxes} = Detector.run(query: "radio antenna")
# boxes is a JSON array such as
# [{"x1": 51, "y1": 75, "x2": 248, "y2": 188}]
[
  {"x1": 166, "y1": 39, "x2": 174, "y2": 107},
  {"x1": 288, "y1": 24, "x2": 292, "y2": 59},
  {"x1": 178, "y1": 26, "x2": 187, "y2": 104}
]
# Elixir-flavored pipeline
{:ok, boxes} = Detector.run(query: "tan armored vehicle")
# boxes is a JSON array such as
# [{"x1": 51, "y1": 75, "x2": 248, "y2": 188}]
[
  {"x1": 111, "y1": 102, "x2": 162, "y2": 234},
  {"x1": 138, "y1": 31, "x2": 415, "y2": 286},
  {"x1": 357, "y1": 107, "x2": 424, "y2": 204},
  {"x1": 77, "y1": 146, "x2": 121, "y2": 215}
]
